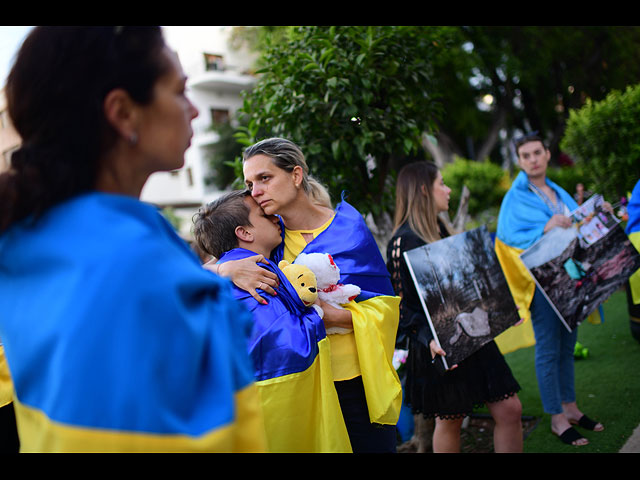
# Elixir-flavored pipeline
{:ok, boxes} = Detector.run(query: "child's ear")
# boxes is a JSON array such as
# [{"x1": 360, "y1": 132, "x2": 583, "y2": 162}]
[{"x1": 235, "y1": 225, "x2": 253, "y2": 243}]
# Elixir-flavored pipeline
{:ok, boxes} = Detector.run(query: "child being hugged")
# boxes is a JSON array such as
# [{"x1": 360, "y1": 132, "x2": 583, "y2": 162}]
[{"x1": 193, "y1": 190, "x2": 351, "y2": 453}]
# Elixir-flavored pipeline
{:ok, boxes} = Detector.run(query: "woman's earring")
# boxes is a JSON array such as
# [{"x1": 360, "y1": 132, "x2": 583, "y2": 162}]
[{"x1": 129, "y1": 132, "x2": 138, "y2": 146}]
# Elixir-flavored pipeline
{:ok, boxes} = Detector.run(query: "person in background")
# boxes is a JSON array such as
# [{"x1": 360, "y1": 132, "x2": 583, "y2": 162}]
[
  {"x1": 625, "y1": 179, "x2": 640, "y2": 339},
  {"x1": 574, "y1": 183, "x2": 593, "y2": 205},
  {"x1": 496, "y1": 134, "x2": 604, "y2": 447},
  {"x1": 208, "y1": 138, "x2": 402, "y2": 453},
  {"x1": 0, "y1": 26, "x2": 265, "y2": 453},
  {"x1": 387, "y1": 161, "x2": 523, "y2": 453}
]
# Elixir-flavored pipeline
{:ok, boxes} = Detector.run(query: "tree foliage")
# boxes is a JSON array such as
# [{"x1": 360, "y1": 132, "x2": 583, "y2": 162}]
[
  {"x1": 215, "y1": 26, "x2": 640, "y2": 228},
  {"x1": 234, "y1": 26, "x2": 456, "y2": 220},
  {"x1": 430, "y1": 26, "x2": 640, "y2": 166},
  {"x1": 560, "y1": 83, "x2": 640, "y2": 201},
  {"x1": 204, "y1": 120, "x2": 244, "y2": 190},
  {"x1": 441, "y1": 158, "x2": 509, "y2": 217}
]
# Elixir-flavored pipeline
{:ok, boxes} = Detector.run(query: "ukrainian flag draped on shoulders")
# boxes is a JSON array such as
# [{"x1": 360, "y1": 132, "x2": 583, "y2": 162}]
[
  {"x1": 494, "y1": 171, "x2": 579, "y2": 354},
  {"x1": 0, "y1": 192, "x2": 265, "y2": 453},
  {"x1": 626, "y1": 179, "x2": 640, "y2": 305},
  {"x1": 273, "y1": 198, "x2": 402, "y2": 426},
  {"x1": 217, "y1": 247, "x2": 351, "y2": 453},
  {"x1": 0, "y1": 345, "x2": 12, "y2": 409}
]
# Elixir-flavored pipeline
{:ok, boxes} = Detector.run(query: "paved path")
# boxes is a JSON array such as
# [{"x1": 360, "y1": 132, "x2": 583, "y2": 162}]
[{"x1": 620, "y1": 424, "x2": 640, "y2": 453}]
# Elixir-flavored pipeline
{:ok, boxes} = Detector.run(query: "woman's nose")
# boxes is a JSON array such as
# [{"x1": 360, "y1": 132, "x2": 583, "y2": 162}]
[{"x1": 190, "y1": 101, "x2": 199, "y2": 120}]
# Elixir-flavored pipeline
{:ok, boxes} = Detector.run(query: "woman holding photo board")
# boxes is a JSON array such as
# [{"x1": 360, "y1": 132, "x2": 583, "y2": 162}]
[{"x1": 386, "y1": 161, "x2": 523, "y2": 453}]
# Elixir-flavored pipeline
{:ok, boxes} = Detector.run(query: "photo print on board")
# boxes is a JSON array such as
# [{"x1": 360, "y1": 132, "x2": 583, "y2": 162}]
[
  {"x1": 520, "y1": 194, "x2": 640, "y2": 332},
  {"x1": 404, "y1": 226, "x2": 521, "y2": 369}
]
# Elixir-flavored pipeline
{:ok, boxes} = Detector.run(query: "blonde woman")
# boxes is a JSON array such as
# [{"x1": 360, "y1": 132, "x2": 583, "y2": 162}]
[
  {"x1": 386, "y1": 161, "x2": 523, "y2": 453},
  {"x1": 213, "y1": 138, "x2": 402, "y2": 453}
]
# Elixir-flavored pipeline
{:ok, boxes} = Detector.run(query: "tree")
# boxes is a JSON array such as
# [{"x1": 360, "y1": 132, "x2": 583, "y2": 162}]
[
  {"x1": 233, "y1": 26, "x2": 456, "y2": 229},
  {"x1": 428, "y1": 26, "x2": 640, "y2": 168},
  {"x1": 560, "y1": 83, "x2": 640, "y2": 202},
  {"x1": 204, "y1": 120, "x2": 244, "y2": 190}
]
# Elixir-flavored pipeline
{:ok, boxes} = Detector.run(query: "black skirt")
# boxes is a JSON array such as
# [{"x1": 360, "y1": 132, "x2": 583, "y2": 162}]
[{"x1": 404, "y1": 339, "x2": 520, "y2": 420}]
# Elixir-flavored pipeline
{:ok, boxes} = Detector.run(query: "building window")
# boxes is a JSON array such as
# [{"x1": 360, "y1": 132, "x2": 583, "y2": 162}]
[
  {"x1": 210, "y1": 108, "x2": 230, "y2": 126},
  {"x1": 204, "y1": 53, "x2": 224, "y2": 71}
]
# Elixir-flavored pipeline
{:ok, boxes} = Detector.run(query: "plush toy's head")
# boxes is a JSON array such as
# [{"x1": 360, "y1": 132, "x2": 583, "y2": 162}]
[
  {"x1": 278, "y1": 260, "x2": 318, "y2": 307},
  {"x1": 294, "y1": 252, "x2": 340, "y2": 289},
  {"x1": 295, "y1": 252, "x2": 360, "y2": 306}
]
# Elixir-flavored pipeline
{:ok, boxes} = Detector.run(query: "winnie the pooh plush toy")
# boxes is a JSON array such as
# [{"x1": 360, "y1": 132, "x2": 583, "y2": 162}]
[
  {"x1": 293, "y1": 252, "x2": 361, "y2": 335},
  {"x1": 278, "y1": 260, "x2": 320, "y2": 310}
]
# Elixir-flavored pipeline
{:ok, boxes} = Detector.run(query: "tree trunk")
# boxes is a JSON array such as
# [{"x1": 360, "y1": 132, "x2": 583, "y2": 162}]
[
  {"x1": 475, "y1": 105, "x2": 507, "y2": 162},
  {"x1": 365, "y1": 210, "x2": 394, "y2": 262},
  {"x1": 440, "y1": 184, "x2": 470, "y2": 234},
  {"x1": 398, "y1": 415, "x2": 434, "y2": 453},
  {"x1": 422, "y1": 131, "x2": 462, "y2": 168}
]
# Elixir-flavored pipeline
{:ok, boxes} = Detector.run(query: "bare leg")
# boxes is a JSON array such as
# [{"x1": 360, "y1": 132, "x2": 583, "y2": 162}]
[
  {"x1": 486, "y1": 394, "x2": 523, "y2": 453},
  {"x1": 433, "y1": 416, "x2": 463, "y2": 453}
]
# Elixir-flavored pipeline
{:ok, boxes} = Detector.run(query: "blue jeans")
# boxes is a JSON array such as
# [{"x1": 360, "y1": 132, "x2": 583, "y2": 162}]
[{"x1": 530, "y1": 287, "x2": 578, "y2": 415}]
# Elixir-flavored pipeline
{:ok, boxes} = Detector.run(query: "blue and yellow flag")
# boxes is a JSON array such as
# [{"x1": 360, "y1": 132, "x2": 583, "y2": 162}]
[
  {"x1": 274, "y1": 199, "x2": 402, "y2": 426},
  {"x1": 0, "y1": 345, "x2": 12, "y2": 409},
  {"x1": 494, "y1": 172, "x2": 579, "y2": 354},
  {"x1": 218, "y1": 247, "x2": 351, "y2": 453},
  {"x1": 0, "y1": 192, "x2": 265, "y2": 452},
  {"x1": 626, "y1": 180, "x2": 640, "y2": 305}
]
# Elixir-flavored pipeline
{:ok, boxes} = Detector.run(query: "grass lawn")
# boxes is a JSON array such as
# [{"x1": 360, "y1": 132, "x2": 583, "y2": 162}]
[{"x1": 502, "y1": 289, "x2": 640, "y2": 453}]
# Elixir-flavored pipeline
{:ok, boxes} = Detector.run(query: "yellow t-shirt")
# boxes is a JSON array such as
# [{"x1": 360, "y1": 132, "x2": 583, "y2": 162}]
[
  {"x1": 281, "y1": 212, "x2": 402, "y2": 426},
  {"x1": 283, "y1": 216, "x2": 362, "y2": 382}
]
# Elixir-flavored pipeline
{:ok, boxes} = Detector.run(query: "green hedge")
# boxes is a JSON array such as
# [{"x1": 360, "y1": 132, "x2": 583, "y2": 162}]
[
  {"x1": 545, "y1": 164, "x2": 590, "y2": 200},
  {"x1": 441, "y1": 157, "x2": 509, "y2": 217},
  {"x1": 561, "y1": 83, "x2": 640, "y2": 202}
]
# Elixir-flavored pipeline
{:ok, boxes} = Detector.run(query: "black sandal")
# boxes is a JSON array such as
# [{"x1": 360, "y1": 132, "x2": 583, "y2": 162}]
[
  {"x1": 571, "y1": 414, "x2": 604, "y2": 431},
  {"x1": 557, "y1": 426, "x2": 588, "y2": 446}
]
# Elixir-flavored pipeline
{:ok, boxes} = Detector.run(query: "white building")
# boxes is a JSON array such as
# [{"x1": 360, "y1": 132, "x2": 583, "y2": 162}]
[{"x1": 141, "y1": 26, "x2": 258, "y2": 239}]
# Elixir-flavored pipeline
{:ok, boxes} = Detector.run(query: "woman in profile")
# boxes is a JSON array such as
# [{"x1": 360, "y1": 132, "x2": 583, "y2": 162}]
[
  {"x1": 212, "y1": 137, "x2": 402, "y2": 453},
  {"x1": 387, "y1": 161, "x2": 523, "y2": 453},
  {"x1": 0, "y1": 26, "x2": 264, "y2": 453}
]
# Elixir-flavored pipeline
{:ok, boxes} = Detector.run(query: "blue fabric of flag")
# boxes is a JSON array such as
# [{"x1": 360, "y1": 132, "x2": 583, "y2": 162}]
[
  {"x1": 0, "y1": 192, "x2": 261, "y2": 450},
  {"x1": 496, "y1": 171, "x2": 579, "y2": 249},
  {"x1": 273, "y1": 199, "x2": 395, "y2": 299},
  {"x1": 626, "y1": 180, "x2": 640, "y2": 236},
  {"x1": 218, "y1": 247, "x2": 327, "y2": 381}
]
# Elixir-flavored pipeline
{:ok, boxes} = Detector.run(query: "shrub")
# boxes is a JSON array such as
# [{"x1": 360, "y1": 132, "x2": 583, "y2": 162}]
[
  {"x1": 546, "y1": 164, "x2": 591, "y2": 201},
  {"x1": 560, "y1": 83, "x2": 640, "y2": 202},
  {"x1": 442, "y1": 157, "x2": 509, "y2": 217}
]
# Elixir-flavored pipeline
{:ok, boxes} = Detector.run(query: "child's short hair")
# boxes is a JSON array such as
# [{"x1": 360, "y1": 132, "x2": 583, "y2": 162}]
[{"x1": 192, "y1": 189, "x2": 252, "y2": 259}]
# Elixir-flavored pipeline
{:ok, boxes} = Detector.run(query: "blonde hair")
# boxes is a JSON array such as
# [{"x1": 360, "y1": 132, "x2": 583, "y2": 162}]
[
  {"x1": 392, "y1": 161, "x2": 449, "y2": 243},
  {"x1": 243, "y1": 137, "x2": 332, "y2": 208}
]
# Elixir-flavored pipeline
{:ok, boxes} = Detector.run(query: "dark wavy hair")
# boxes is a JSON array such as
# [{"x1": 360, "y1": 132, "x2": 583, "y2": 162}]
[{"x1": 0, "y1": 26, "x2": 169, "y2": 231}]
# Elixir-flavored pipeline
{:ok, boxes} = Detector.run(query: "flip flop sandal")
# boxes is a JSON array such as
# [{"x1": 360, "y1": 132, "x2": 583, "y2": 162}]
[
  {"x1": 557, "y1": 426, "x2": 588, "y2": 446},
  {"x1": 571, "y1": 414, "x2": 604, "y2": 431}
]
